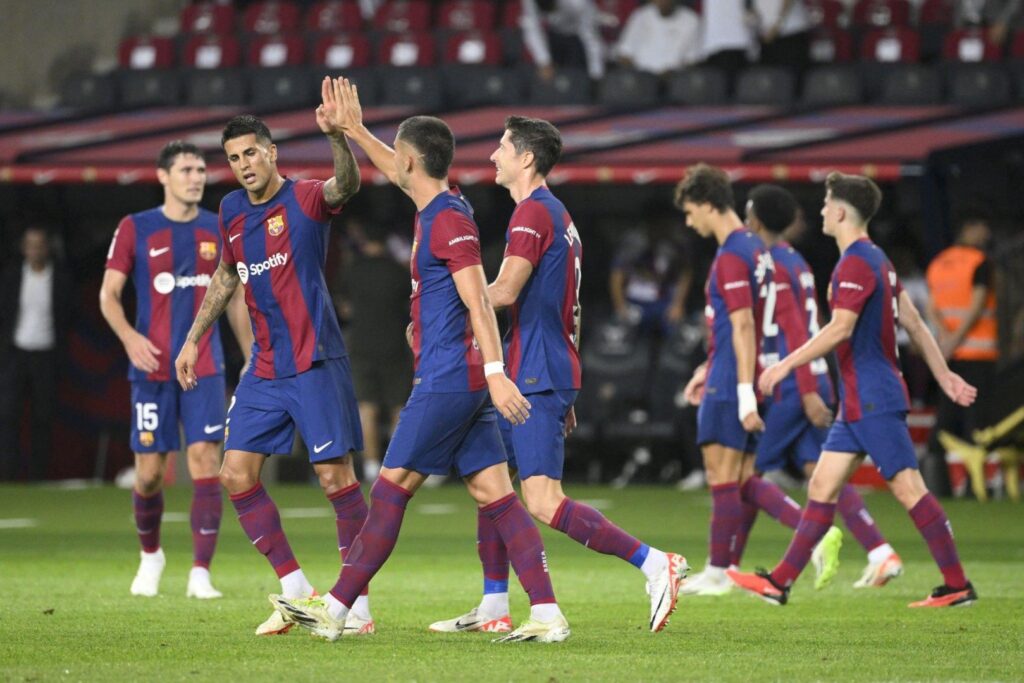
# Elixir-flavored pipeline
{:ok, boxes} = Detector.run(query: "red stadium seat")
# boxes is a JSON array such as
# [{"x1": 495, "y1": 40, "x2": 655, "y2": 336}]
[
  {"x1": 373, "y1": 1, "x2": 432, "y2": 33},
  {"x1": 243, "y1": 1, "x2": 301, "y2": 35},
  {"x1": 180, "y1": 2, "x2": 235, "y2": 35},
  {"x1": 118, "y1": 36, "x2": 175, "y2": 70},
  {"x1": 918, "y1": 0, "x2": 955, "y2": 26},
  {"x1": 852, "y1": 0, "x2": 911, "y2": 28},
  {"x1": 378, "y1": 32, "x2": 436, "y2": 67},
  {"x1": 182, "y1": 33, "x2": 242, "y2": 70},
  {"x1": 1010, "y1": 29, "x2": 1024, "y2": 60},
  {"x1": 943, "y1": 28, "x2": 1003, "y2": 62},
  {"x1": 305, "y1": 1, "x2": 363, "y2": 33},
  {"x1": 501, "y1": 0, "x2": 522, "y2": 29},
  {"x1": 438, "y1": 1, "x2": 496, "y2": 31},
  {"x1": 442, "y1": 31, "x2": 502, "y2": 65},
  {"x1": 311, "y1": 33, "x2": 372, "y2": 69},
  {"x1": 809, "y1": 26, "x2": 853, "y2": 63},
  {"x1": 805, "y1": 0, "x2": 848, "y2": 29},
  {"x1": 861, "y1": 27, "x2": 920, "y2": 63},
  {"x1": 247, "y1": 33, "x2": 306, "y2": 68}
]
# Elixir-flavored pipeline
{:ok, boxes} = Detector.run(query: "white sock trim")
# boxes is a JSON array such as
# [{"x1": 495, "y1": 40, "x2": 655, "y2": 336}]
[
  {"x1": 279, "y1": 568, "x2": 313, "y2": 599},
  {"x1": 529, "y1": 603, "x2": 562, "y2": 622},
  {"x1": 479, "y1": 592, "x2": 510, "y2": 618},
  {"x1": 325, "y1": 593, "x2": 349, "y2": 620},
  {"x1": 640, "y1": 548, "x2": 668, "y2": 581},
  {"x1": 351, "y1": 595, "x2": 371, "y2": 620}
]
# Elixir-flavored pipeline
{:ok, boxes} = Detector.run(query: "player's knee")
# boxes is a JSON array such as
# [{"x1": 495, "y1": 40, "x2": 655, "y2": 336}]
[
  {"x1": 135, "y1": 469, "x2": 163, "y2": 496},
  {"x1": 219, "y1": 466, "x2": 256, "y2": 495},
  {"x1": 315, "y1": 462, "x2": 356, "y2": 495},
  {"x1": 807, "y1": 472, "x2": 840, "y2": 502}
]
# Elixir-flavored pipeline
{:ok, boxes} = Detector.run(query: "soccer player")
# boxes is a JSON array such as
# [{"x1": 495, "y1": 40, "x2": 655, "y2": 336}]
[
  {"x1": 427, "y1": 116, "x2": 688, "y2": 636},
  {"x1": 673, "y1": 164, "x2": 810, "y2": 597},
  {"x1": 175, "y1": 79, "x2": 372, "y2": 635},
  {"x1": 729, "y1": 173, "x2": 978, "y2": 608},
  {"x1": 271, "y1": 80, "x2": 569, "y2": 644},
  {"x1": 740, "y1": 184, "x2": 902, "y2": 589},
  {"x1": 100, "y1": 140, "x2": 253, "y2": 600}
]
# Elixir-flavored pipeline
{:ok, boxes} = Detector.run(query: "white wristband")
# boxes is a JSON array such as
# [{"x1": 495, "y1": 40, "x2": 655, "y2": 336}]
[
  {"x1": 737, "y1": 383, "x2": 757, "y2": 420},
  {"x1": 484, "y1": 361, "x2": 505, "y2": 377}
]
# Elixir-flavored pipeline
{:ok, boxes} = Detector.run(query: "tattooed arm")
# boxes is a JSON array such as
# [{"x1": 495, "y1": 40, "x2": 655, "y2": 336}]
[
  {"x1": 175, "y1": 261, "x2": 241, "y2": 390},
  {"x1": 317, "y1": 76, "x2": 361, "y2": 207}
]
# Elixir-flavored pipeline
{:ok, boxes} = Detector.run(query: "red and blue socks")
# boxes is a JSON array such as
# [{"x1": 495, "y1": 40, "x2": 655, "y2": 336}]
[
  {"x1": 709, "y1": 482, "x2": 744, "y2": 569},
  {"x1": 328, "y1": 482, "x2": 370, "y2": 606},
  {"x1": 837, "y1": 484, "x2": 888, "y2": 554},
  {"x1": 133, "y1": 489, "x2": 163, "y2": 553},
  {"x1": 909, "y1": 493, "x2": 968, "y2": 589},
  {"x1": 550, "y1": 497, "x2": 664, "y2": 578},
  {"x1": 771, "y1": 500, "x2": 836, "y2": 588},
  {"x1": 730, "y1": 476, "x2": 803, "y2": 566},
  {"x1": 476, "y1": 507, "x2": 510, "y2": 616},
  {"x1": 230, "y1": 483, "x2": 308, "y2": 595},
  {"x1": 480, "y1": 493, "x2": 557, "y2": 608},
  {"x1": 190, "y1": 477, "x2": 221, "y2": 569}
]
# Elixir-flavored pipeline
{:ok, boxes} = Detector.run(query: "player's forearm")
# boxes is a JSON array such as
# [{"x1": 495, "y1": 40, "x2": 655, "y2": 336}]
[
  {"x1": 187, "y1": 264, "x2": 240, "y2": 344},
  {"x1": 486, "y1": 282, "x2": 515, "y2": 311},
  {"x1": 323, "y1": 134, "x2": 360, "y2": 206},
  {"x1": 781, "y1": 319, "x2": 850, "y2": 375},
  {"x1": 467, "y1": 295, "x2": 505, "y2": 365},
  {"x1": 98, "y1": 290, "x2": 136, "y2": 343},
  {"x1": 731, "y1": 314, "x2": 757, "y2": 384},
  {"x1": 904, "y1": 306, "x2": 952, "y2": 379},
  {"x1": 348, "y1": 125, "x2": 398, "y2": 185},
  {"x1": 572, "y1": 303, "x2": 582, "y2": 350},
  {"x1": 225, "y1": 287, "x2": 254, "y2": 362}
]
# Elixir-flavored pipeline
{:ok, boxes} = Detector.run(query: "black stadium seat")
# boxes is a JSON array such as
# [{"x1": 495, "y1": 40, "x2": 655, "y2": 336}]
[
  {"x1": 440, "y1": 65, "x2": 524, "y2": 106},
  {"x1": 598, "y1": 68, "x2": 660, "y2": 107},
  {"x1": 946, "y1": 64, "x2": 1012, "y2": 106},
  {"x1": 183, "y1": 68, "x2": 247, "y2": 106},
  {"x1": 378, "y1": 67, "x2": 443, "y2": 109},
  {"x1": 878, "y1": 64, "x2": 941, "y2": 104},
  {"x1": 666, "y1": 67, "x2": 728, "y2": 105},
  {"x1": 60, "y1": 73, "x2": 117, "y2": 111},
  {"x1": 527, "y1": 67, "x2": 593, "y2": 105},
  {"x1": 249, "y1": 67, "x2": 315, "y2": 109},
  {"x1": 802, "y1": 65, "x2": 863, "y2": 105},
  {"x1": 118, "y1": 70, "x2": 181, "y2": 107},
  {"x1": 734, "y1": 66, "x2": 795, "y2": 106}
]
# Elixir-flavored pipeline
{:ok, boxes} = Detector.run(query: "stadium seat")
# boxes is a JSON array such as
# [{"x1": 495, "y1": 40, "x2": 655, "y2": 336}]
[
  {"x1": 305, "y1": 1, "x2": 363, "y2": 33},
  {"x1": 802, "y1": 65, "x2": 863, "y2": 105},
  {"x1": 808, "y1": 27, "x2": 854, "y2": 64},
  {"x1": 527, "y1": 67, "x2": 593, "y2": 104},
  {"x1": 918, "y1": 0, "x2": 955, "y2": 60},
  {"x1": 861, "y1": 27, "x2": 921, "y2": 63},
  {"x1": 180, "y1": 2, "x2": 235, "y2": 35},
  {"x1": 575, "y1": 320, "x2": 651, "y2": 425},
  {"x1": 378, "y1": 66, "x2": 443, "y2": 108},
  {"x1": 851, "y1": 0, "x2": 911, "y2": 28},
  {"x1": 378, "y1": 32, "x2": 437, "y2": 67},
  {"x1": 249, "y1": 67, "x2": 314, "y2": 108},
  {"x1": 243, "y1": 1, "x2": 301, "y2": 35},
  {"x1": 734, "y1": 66, "x2": 796, "y2": 106},
  {"x1": 118, "y1": 36, "x2": 175, "y2": 70},
  {"x1": 665, "y1": 67, "x2": 728, "y2": 105},
  {"x1": 440, "y1": 65, "x2": 524, "y2": 106},
  {"x1": 598, "y1": 68, "x2": 660, "y2": 107},
  {"x1": 438, "y1": 0, "x2": 496, "y2": 31},
  {"x1": 311, "y1": 33, "x2": 372, "y2": 70},
  {"x1": 501, "y1": 0, "x2": 522, "y2": 29},
  {"x1": 247, "y1": 33, "x2": 305, "y2": 68},
  {"x1": 441, "y1": 31, "x2": 502, "y2": 65},
  {"x1": 60, "y1": 73, "x2": 116, "y2": 111},
  {"x1": 943, "y1": 28, "x2": 1003, "y2": 63},
  {"x1": 373, "y1": 0, "x2": 432, "y2": 33},
  {"x1": 184, "y1": 69, "x2": 247, "y2": 106},
  {"x1": 878, "y1": 64, "x2": 942, "y2": 104},
  {"x1": 1011, "y1": 29, "x2": 1024, "y2": 61},
  {"x1": 118, "y1": 70, "x2": 181, "y2": 107},
  {"x1": 804, "y1": 0, "x2": 848, "y2": 28},
  {"x1": 182, "y1": 34, "x2": 242, "y2": 70},
  {"x1": 946, "y1": 64, "x2": 1012, "y2": 106}
]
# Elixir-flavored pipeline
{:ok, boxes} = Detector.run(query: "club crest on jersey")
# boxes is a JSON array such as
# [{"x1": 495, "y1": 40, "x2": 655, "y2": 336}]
[
  {"x1": 139, "y1": 432, "x2": 154, "y2": 447},
  {"x1": 199, "y1": 241, "x2": 217, "y2": 261},
  {"x1": 266, "y1": 214, "x2": 286, "y2": 237}
]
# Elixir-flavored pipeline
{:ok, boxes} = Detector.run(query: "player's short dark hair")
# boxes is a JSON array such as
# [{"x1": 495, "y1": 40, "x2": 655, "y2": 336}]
[
  {"x1": 157, "y1": 141, "x2": 204, "y2": 171},
  {"x1": 221, "y1": 115, "x2": 273, "y2": 148},
  {"x1": 748, "y1": 184, "x2": 798, "y2": 234},
  {"x1": 673, "y1": 163, "x2": 735, "y2": 213},
  {"x1": 825, "y1": 171, "x2": 882, "y2": 225},
  {"x1": 396, "y1": 116, "x2": 454, "y2": 180},
  {"x1": 504, "y1": 115, "x2": 562, "y2": 177}
]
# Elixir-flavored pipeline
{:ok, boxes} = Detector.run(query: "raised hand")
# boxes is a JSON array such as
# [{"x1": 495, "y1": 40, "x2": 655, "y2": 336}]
[{"x1": 315, "y1": 77, "x2": 363, "y2": 138}]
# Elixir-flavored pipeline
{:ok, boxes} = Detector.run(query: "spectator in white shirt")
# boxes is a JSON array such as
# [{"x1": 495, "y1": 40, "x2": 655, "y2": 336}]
[
  {"x1": 615, "y1": 0, "x2": 701, "y2": 75},
  {"x1": 752, "y1": 0, "x2": 813, "y2": 70},
  {"x1": 520, "y1": 0, "x2": 606, "y2": 81},
  {"x1": 700, "y1": 0, "x2": 754, "y2": 79}
]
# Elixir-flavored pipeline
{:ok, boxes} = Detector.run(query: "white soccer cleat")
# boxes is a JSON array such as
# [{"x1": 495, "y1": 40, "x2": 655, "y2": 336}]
[
  {"x1": 130, "y1": 549, "x2": 165, "y2": 597},
  {"x1": 853, "y1": 552, "x2": 903, "y2": 588},
  {"x1": 492, "y1": 614, "x2": 570, "y2": 643},
  {"x1": 186, "y1": 567, "x2": 223, "y2": 600},
  {"x1": 343, "y1": 611, "x2": 376, "y2": 636},
  {"x1": 255, "y1": 609, "x2": 294, "y2": 636},
  {"x1": 678, "y1": 566, "x2": 732, "y2": 596},
  {"x1": 269, "y1": 594, "x2": 345, "y2": 642},
  {"x1": 428, "y1": 607, "x2": 513, "y2": 633},
  {"x1": 647, "y1": 553, "x2": 689, "y2": 632}
]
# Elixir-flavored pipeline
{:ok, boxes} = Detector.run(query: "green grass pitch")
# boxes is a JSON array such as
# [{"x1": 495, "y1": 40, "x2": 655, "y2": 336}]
[{"x1": 0, "y1": 483, "x2": 1021, "y2": 681}]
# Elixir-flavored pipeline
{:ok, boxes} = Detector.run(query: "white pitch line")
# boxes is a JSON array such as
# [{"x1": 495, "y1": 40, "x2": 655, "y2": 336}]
[
  {"x1": 577, "y1": 499, "x2": 612, "y2": 510},
  {"x1": 416, "y1": 503, "x2": 458, "y2": 515},
  {"x1": 0, "y1": 518, "x2": 38, "y2": 529}
]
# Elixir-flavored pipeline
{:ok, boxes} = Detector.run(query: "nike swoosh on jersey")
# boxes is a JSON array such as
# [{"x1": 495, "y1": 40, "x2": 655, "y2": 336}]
[
  {"x1": 203, "y1": 424, "x2": 223, "y2": 434},
  {"x1": 313, "y1": 440, "x2": 334, "y2": 454},
  {"x1": 149, "y1": 247, "x2": 170, "y2": 257},
  {"x1": 229, "y1": 233, "x2": 242, "y2": 243}
]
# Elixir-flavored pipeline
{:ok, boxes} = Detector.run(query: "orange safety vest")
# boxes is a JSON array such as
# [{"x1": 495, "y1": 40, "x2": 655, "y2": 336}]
[{"x1": 925, "y1": 245, "x2": 997, "y2": 361}]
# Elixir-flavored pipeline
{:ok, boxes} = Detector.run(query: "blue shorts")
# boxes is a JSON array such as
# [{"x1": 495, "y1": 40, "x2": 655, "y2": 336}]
[
  {"x1": 130, "y1": 376, "x2": 226, "y2": 453},
  {"x1": 499, "y1": 389, "x2": 577, "y2": 480},
  {"x1": 755, "y1": 397, "x2": 827, "y2": 473},
  {"x1": 226, "y1": 358, "x2": 363, "y2": 462},
  {"x1": 697, "y1": 399, "x2": 759, "y2": 453},
  {"x1": 822, "y1": 411, "x2": 917, "y2": 480},
  {"x1": 384, "y1": 388, "x2": 506, "y2": 478}
]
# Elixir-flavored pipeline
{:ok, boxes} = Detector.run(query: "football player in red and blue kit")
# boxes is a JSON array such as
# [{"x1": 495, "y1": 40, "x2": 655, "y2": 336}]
[
  {"x1": 271, "y1": 79, "x2": 570, "y2": 644},
  {"x1": 741, "y1": 184, "x2": 903, "y2": 590},
  {"x1": 674, "y1": 164, "x2": 813, "y2": 597},
  {"x1": 427, "y1": 116, "x2": 688, "y2": 636},
  {"x1": 101, "y1": 141, "x2": 253, "y2": 601},
  {"x1": 729, "y1": 172, "x2": 978, "y2": 608},
  {"x1": 175, "y1": 79, "x2": 372, "y2": 636}
]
